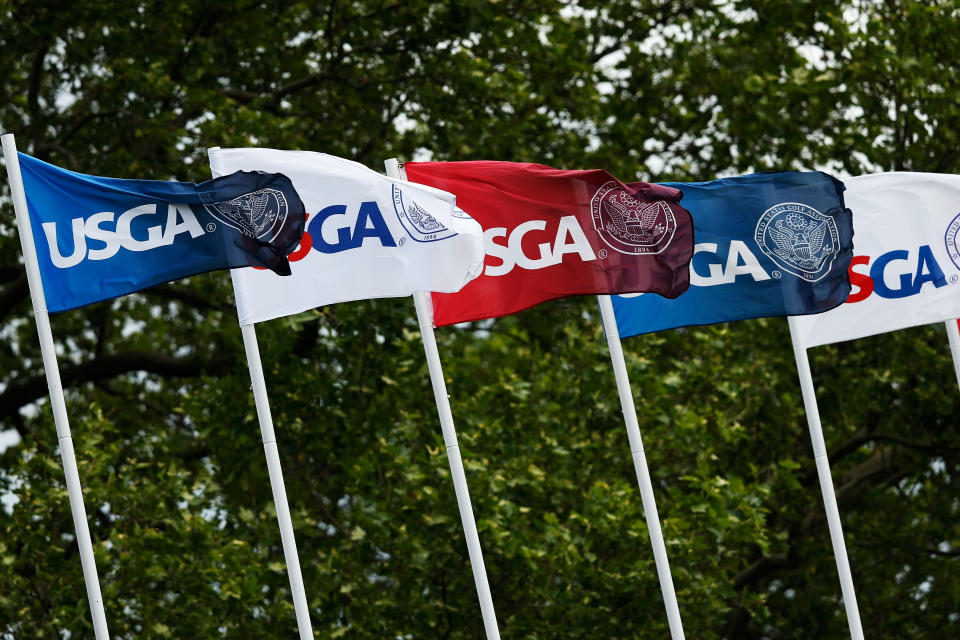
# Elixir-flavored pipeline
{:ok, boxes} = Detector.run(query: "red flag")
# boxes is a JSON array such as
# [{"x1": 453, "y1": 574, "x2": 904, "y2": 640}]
[{"x1": 405, "y1": 161, "x2": 694, "y2": 326}]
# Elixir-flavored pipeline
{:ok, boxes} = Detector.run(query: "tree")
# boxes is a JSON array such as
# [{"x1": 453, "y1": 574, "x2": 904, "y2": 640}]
[{"x1": 1, "y1": 1, "x2": 958, "y2": 638}]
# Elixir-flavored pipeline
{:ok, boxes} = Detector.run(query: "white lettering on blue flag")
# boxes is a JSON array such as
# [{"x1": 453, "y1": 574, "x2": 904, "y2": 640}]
[{"x1": 612, "y1": 171, "x2": 853, "y2": 338}]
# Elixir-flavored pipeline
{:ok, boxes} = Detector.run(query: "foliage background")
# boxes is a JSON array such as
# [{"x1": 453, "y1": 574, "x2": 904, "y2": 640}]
[{"x1": 1, "y1": 1, "x2": 958, "y2": 638}]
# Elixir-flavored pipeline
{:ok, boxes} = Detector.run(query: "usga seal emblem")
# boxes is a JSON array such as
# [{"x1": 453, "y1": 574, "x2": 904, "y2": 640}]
[
  {"x1": 944, "y1": 212, "x2": 960, "y2": 271},
  {"x1": 590, "y1": 181, "x2": 677, "y2": 255},
  {"x1": 203, "y1": 188, "x2": 290, "y2": 242},
  {"x1": 391, "y1": 184, "x2": 456, "y2": 242},
  {"x1": 755, "y1": 202, "x2": 840, "y2": 282}
]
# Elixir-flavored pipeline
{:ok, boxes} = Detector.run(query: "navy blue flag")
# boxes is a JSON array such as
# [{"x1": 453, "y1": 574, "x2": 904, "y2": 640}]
[
  {"x1": 612, "y1": 171, "x2": 853, "y2": 337},
  {"x1": 18, "y1": 153, "x2": 306, "y2": 312}
]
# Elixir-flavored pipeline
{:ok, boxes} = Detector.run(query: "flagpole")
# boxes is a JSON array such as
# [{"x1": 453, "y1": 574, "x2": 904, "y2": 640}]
[
  {"x1": 411, "y1": 291, "x2": 501, "y2": 639},
  {"x1": 385, "y1": 158, "x2": 501, "y2": 640},
  {"x1": 787, "y1": 317, "x2": 864, "y2": 640},
  {"x1": 596, "y1": 295, "x2": 685, "y2": 640},
  {"x1": 944, "y1": 320, "x2": 960, "y2": 392},
  {"x1": 3, "y1": 133, "x2": 111, "y2": 640},
  {"x1": 239, "y1": 323, "x2": 313, "y2": 639}
]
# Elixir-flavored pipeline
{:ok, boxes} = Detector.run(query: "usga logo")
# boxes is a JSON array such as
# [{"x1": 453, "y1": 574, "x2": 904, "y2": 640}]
[
  {"x1": 659, "y1": 201, "x2": 843, "y2": 288},
  {"x1": 260, "y1": 191, "x2": 462, "y2": 269},
  {"x1": 689, "y1": 240, "x2": 771, "y2": 286},
  {"x1": 847, "y1": 245, "x2": 949, "y2": 302},
  {"x1": 43, "y1": 187, "x2": 289, "y2": 269},
  {"x1": 618, "y1": 239, "x2": 771, "y2": 300},
  {"x1": 44, "y1": 203, "x2": 207, "y2": 269},
  {"x1": 484, "y1": 216, "x2": 596, "y2": 276},
  {"x1": 256, "y1": 200, "x2": 406, "y2": 269},
  {"x1": 484, "y1": 183, "x2": 682, "y2": 277},
  {"x1": 306, "y1": 201, "x2": 396, "y2": 253},
  {"x1": 845, "y1": 210, "x2": 960, "y2": 303}
]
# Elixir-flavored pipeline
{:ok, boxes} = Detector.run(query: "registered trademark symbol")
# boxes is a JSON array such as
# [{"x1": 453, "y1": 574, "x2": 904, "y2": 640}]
[
  {"x1": 598, "y1": 249, "x2": 608, "y2": 259},
  {"x1": 951, "y1": 274, "x2": 958, "y2": 284},
  {"x1": 206, "y1": 223, "x2": 216, "y2": 232},
  {"x1": 772, "y1": 270, "x2": 782, "y2": 279},
  {"x1": 399, "y1": 237, "x2": 406, "y2": 246}
]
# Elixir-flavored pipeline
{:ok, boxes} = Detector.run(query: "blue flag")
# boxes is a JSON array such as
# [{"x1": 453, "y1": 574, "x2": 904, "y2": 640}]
[
  {"x1": 18, "y1": 153, "x2": 306, "y2": 312},
  {"x1": 612, "y1": 172, "x2": 853, "y2": 337}
]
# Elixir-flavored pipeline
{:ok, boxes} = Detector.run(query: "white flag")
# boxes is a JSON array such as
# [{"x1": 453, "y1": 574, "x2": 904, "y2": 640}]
[
  {"x1": 790, "y1": 172, "x2": 960, "y2": 348},
  {"x1": 208, "y1": 148, "x2": 484, "y2": 325}
]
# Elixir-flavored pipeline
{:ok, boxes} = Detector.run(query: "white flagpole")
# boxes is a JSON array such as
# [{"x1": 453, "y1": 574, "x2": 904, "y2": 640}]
[
  {"x1": 385, "y1": 159, "x2": 501, "y2": 640},
  {"x1": 944, "y1": 320, "x2": 960, "y2": 391},
  {"x1": 787, "y1": 317, "x2": 864, "y2": 640},
  {"x1": 207, "y1": 148, "x2": 311, "y2": 637},
  {"x1": 596, "y1": 295, "x2": 685, "y2": 640},
  {"x1": 412, "y1": 291, "x2": 501, "y2": 639},
  {"x1": 2, "y1": 133, "x2": 111, "y2": 639},
  {"x1": 239, "y1": 323, "x2": 313, "y2": 639}
]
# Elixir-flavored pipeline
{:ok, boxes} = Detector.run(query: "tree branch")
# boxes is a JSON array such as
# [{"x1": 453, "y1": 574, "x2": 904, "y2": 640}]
[
  {"x1": 58, "y1": 110, "x2": 121, "y2": 147},
  {"x1": 732, "y1": 552, "x2": 796, "y2": 590},
  {"x1": 741, "y1": 445, "x2": 918, "y2": 592},
  {"x1": 0, "y1": 349, "x2": 236, "y2": 424},
  {"x1": 27, "y1": 42, "x2": 50, "y2": 152},
  {"x1": 802, "y1": 430, "x2": 951, "y2": 487},
  {"x1": 221, "y1": 71, "x2": 334, "y2": 118}
]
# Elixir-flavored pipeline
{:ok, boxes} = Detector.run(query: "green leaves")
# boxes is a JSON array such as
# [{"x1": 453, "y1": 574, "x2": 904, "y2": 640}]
[{"x1": 2, "y1": 1, "x2": 960, "y2": 638}]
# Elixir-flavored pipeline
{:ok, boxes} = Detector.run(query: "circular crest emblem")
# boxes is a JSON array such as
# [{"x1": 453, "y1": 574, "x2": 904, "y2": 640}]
[
  {"x1": 391, "y1": 184, "x2": 456, "y2": 243},
  {"x1": 203, "y1": 188, "x2": 289, "y2": 242},
  {"x1": 754, "y1": 202, "x2": 840, "y2": 282},
  {"x1": 944, "y1": 212, "x2": 960, "y2": 271},
  {"x1": 590, "y1": 181, "x2": 677, "y2": 255}
]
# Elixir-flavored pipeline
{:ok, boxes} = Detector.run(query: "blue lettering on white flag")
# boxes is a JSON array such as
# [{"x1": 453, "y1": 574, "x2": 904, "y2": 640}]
[
  {"x1": 18, "y1": 153, "x2": 306, "y2": 312},
  {"x1": 308, "y1": 201, "x2": 397, "y2": 253},
  {"x1": 612, "y1": 172, "x2": 854, "y2": 338}
]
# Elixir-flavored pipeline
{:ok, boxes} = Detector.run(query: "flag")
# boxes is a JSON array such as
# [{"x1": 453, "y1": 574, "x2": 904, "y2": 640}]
[
  {"x1": 208, "y1": 148, "x2": 484, "y2": 325},
  {"x1": 789, "y1": 172, "x2": 960, "y2": 348},
  {"x1": 404, "y1": 161, "x2": 694, "y2": 326},
  {"x1": 609, "y1": 171, "x2": 854, "y2": 337},
  {"x1": 18, "y1": 153, "x2": 306, "y2": 312}
]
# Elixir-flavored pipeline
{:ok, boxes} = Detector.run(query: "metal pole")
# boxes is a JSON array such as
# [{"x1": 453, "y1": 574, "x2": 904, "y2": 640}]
[
  {"x1": 596, "y1": 295, "x2": 685, "y2": 640},
  {"x1": 239, "y1": 323, "x2": 313, "y2": 639},
  {"x1": 2, "y1": 133, "x2": 111, "y2": 639},
  {"x1": 787, "y1": 317, "x2": 865, "y2": 640},
  {"x1": 385, "y1": 158, "x2": 501, "y2": 639},
  {"x1": 944, "y1": 320, "x2": 960, "y2": 392},
  {"x1": 412, "y1": 291, "x2": 501, "y2": 640}
]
